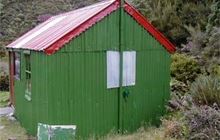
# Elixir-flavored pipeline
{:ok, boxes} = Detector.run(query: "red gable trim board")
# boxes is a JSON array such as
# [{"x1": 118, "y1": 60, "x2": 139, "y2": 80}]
[
  {"x1": 6, "y1": 0, "x2": 175, "y2": 55},
  {"x1": 124, "y1": 2, "x2": 176, "y2": 53}
]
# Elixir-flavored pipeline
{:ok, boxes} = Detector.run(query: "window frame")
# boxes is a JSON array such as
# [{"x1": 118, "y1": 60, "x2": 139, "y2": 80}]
[
  {"x1": 14, "y1": 52, "x2": 21, "y2": 80},
  {"x1": 122, "y1": 51, "x2": 136, "y2": 87},
  {"x1": 107, "y1": 51, "x2": 120, "y2": 89},
  {"x1": 24, "y1": 52, "x2": 32, "y2": 101}
]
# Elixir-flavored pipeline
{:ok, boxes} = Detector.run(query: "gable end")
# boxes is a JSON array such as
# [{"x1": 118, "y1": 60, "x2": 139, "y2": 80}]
[{"x1": 124, "y1": 2, "x2": 175, "y2": 53}]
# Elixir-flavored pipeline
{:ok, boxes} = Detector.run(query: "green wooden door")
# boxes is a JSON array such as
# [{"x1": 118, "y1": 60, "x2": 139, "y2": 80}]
[
  {"x1": 119, "y1": 50, "x2": 144, "y2": 133},
  {"x1": 118, "y1": 10, "x2": 170, "y2": 133},
  {"x1": 120, "y1": 50, "x2": 170, "y2": 132},
  {"x1": 121, "y1": 51, "x2": 151, "y2": 132}
]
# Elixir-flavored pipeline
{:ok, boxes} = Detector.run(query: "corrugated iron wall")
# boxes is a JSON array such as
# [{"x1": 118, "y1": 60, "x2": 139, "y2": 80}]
[
  {"x1": 120, "y1": 12, "x2": 171, "y2": 131},
  {"x1": 36, "y1": 52, "x2": 119, "y2": 137},
  {"x1": 15, "y1": 10, "x2": 120, "y2": 138},
  {"x1": 14, "y1": 9, "x2": 171, "y2": 138}
]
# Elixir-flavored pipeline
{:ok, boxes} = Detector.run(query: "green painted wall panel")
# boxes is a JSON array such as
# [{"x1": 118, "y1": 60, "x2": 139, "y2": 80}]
[
  {"x1": 60, "y1": 10, "x2": 120, "y2": 52},
  {"x1": 41, "y1": 52, "x2": 119, "y2": 138},
  {"x1": 13, "y1": 9, "x2": 171, "y2": 139},
  {"x1": 120, "y1": 12, "x2": 171, "y2": 132},
  {"x1": 14, "y1": 10, "x2": 120, "y2": 138}
]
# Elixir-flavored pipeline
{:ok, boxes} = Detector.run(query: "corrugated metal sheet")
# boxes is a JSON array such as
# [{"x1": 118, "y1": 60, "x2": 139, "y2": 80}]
[
  {"x1": 7, "y1": 0, "x2": 176, "y2": 55},
  {"x1": 120, "y1": 10, "x2": 171, "y2": 132},
  {"x1": 7, "y1": 0, "x2": 119, "y2": 52}
]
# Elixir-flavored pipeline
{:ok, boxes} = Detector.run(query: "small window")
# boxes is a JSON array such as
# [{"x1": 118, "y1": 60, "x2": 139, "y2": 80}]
[
  {"x1": 24, "y1": 54, "x2": 31, "y2": 101},
  {"x1": 122, "y1": 51, "x2": 136, "y2": 86},
  {"x1": 107, "y1": 51, "x2": 120, "y2": 89},
  {"x1": 14, "y1": 52, "x2": 21, "y2": 80},
  {"x1": 106, "y1": 51, "x2": 136, "y2": 89}
]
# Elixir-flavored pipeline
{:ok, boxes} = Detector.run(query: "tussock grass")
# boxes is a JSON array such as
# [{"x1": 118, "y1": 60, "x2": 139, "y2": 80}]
[
  {"x1": 0, "y1": 91, "x2": 9, "y2": 107},
  {"x1": 89, "y1": 127, "x2": 180, "y2": 140}
]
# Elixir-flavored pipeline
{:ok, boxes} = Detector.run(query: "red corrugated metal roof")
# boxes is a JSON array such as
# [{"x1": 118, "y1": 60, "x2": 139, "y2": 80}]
[
  {"x1": 7, "y1": 0, "x2": 119, "y2": 54},
  {"x1": 7, "y1": 0, "x2": 175, "y2": 54}
]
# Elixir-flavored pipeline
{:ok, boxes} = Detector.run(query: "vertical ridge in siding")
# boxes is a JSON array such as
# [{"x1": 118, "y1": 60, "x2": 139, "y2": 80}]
[{"x1": 122, "y1": 10, "x2": 171, "y2": 131}]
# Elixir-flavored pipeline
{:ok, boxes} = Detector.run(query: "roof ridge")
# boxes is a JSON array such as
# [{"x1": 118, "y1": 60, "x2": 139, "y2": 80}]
[{"x1": 52, "y1": 0, "x2": 116, "y2": 18}]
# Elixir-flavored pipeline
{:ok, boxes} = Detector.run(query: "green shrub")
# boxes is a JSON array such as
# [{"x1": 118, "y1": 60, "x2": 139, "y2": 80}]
[
  {"x1": 0, "y1": 46, "x2": 6, "y2": 58},
  {"x1": 0, "y1": 72, "x2": 9, "y2": 91},
  {"x1": 162, "y1": 112, "x2": 189, "y2": 139},
  {"x1": 168, "y1": 86, "x2": 220, "y2": 139},
  {"x1": 182, "y1": 0, "x2": 220, "y2": 72},
  {"x1": 213, "y1": 65, "x2": 220, "y2": 76},
  {"x1": 170, "y1": 78, "x2": 189, "y2": 95},
  {"x1": 191, "y1": 75, "x2": 220, "y2": 106},
  {"x1": 168, "y1": 92, "x2": 189, "y2": 112},
  {"x1": 132, "y1": 0, "x2": 212, "y2": 47},
  {"x1": 184, "y1": 105, "x2": 220, "y2": 140},
  {"x1": 203, "y1": 27, "x2": 220, "y2": 69},
  {"x1": 0, "y1": 51, "x2": 6, "y2": 58},
  {"x1": 171, "y1": 53, "x2": 201, "y2": 84},
  {"x1": 0, "y1": 91, "x2": 9, "y2": 107}
]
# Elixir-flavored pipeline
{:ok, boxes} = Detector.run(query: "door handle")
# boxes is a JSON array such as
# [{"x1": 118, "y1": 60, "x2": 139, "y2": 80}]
[{"x1": 123, "y1": 89, "x2": 130, "y2": 100}]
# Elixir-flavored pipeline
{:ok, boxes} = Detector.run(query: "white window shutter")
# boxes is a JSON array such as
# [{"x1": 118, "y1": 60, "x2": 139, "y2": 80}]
[
  {"x1": 107, "y1": 51, "x2": 136, "y2": 89},
  {"x1": 107, "y1": 51, "x2": 120, "y2": 89},
  {"x1": 123, "y1": 51, "x2": 136, "y2": 86}
]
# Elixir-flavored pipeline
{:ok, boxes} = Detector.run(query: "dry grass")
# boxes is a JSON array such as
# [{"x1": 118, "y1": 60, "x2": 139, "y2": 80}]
[
  {"x1": 88, "y1": 127, "x2": 180, "y2": 140},
  {"x1": 0, "y1": 117, "x2": 29, "y2": 140},
  {"x1": 0, "y1": 91, "x2": 32, "y2": 140},
  {"x1": 0, "y1": 115, "x2": 182, "y2": 140},
  {"x1": 0, "y1": 91, "x2": 9, "y2": 107}
]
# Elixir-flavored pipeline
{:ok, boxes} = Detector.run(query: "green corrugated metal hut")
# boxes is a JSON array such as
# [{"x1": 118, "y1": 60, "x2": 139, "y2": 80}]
[{"x1": 6, "y1": 0, "x2": 175, "y2": 138}]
